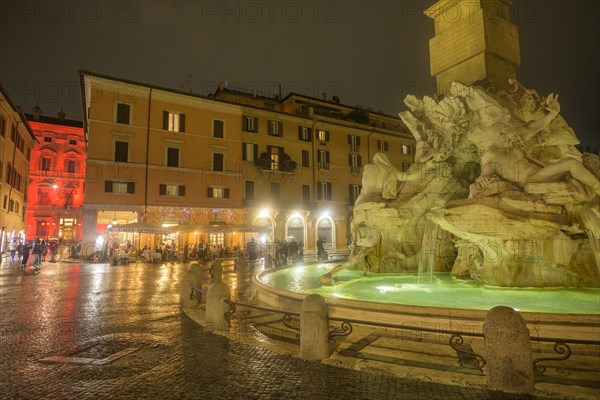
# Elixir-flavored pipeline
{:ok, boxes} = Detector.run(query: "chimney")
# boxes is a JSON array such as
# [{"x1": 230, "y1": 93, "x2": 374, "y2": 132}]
[
  {"x1": 33, "y1": 104, "x2": 42, "y2": 121},
  {"x1": 58, "y1": 108, "x2": 65, "y2": 121},
  {"x1": 322, "y1": 92, "x2": 327, "y2": 101},
  {"x1": 252, "y1": 88, "x2": 257, "y2": 97},
  {"x1": 218, "y1": 81, "x2": 224, "y2": 91}
]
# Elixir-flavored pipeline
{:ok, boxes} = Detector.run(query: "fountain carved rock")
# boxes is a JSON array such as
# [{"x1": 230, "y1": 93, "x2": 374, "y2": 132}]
[{"x1": 347, "y1": 81, "x2": 600, "y2": 288}]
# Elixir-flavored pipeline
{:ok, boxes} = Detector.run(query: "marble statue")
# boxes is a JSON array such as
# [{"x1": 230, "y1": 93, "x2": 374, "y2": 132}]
[{"x1": 331, "y1": 81, "x2": 600, "y2": 288}]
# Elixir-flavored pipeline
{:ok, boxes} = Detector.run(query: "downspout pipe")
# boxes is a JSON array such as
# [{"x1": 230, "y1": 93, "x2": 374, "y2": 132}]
[{"x1": 143, "y1": 88, "x2": 153, "y2": 219}]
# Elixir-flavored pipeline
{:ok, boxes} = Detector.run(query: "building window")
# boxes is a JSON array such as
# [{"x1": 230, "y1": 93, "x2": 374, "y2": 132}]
[
  {"x1": 402, "y1": 144, "x2": 411, "y2": 155},
  {"x1": 318, "y1": 150, "x2": 329, "y2": 170},
  {"x1": 105, "y1": 181, "x2": 135, "y2": 194},
  {"x1": 243, "y1": 116, "x2": 258, "y2": 133},
  {"x1": 271, "y1": 182, "x2": 279, "y2": 201},
  {"x1": 38, "y1": 190, "x2": 49, "y2": 205},
  {"x1": 348, "y1": 135, "x2": 360, "y2": 152},
  {"x1": 302, "y1": 185, "x2": 310, "y2": 202},
  {"x1": 15, "y1": 202, "x2": 19, "y2": 214},
  {"x1": 167, "y1": 147, "x2": 180, "y2": 167},
  {"x1": 349, "y1": 154, "x2": 362, "y2": 174},
  {"x1": 213, "y1": 120, "x2": 225, "y2": 138},
  {"x1": 40, "y1": 157, "x2": 51, "y2": 171},
  {"x1": 2, "y1": 195, "x2": 6, "y2": 209},
  {"x1": 213, "y1": 153, "x2": 224, "y2": 171},
  {"x1": 301, "y1": 150, "x2": 310, "y2": 168},
  {"x1": 0, "y1": 117, "x2": 5, "y2": 137},
  {"x1": 317, "y1": 182, "x2": 332, "y2": 201},
  {"x1": 65, "y1": 159, "x2": 77, "y2": 173},
  {"x1": 268, "y1": 146, "x2": 281, "y2": 171},
  {"x1": 298, "y1": 126, "x2": 312, "y2": 142},
  {"x1": 114, "y1": 141, "x2": 129, "y2": 162},
  {"x1": 159, "y1": 184, "x2": 185, "y2": 196},
  {"x1": 69, "y1": 139, "x2": 77, "y2": 145},
  {"x1": 8, "y1": 199, "x2": 14, "y2": 212},
  {"x1": 10, "y1": 125, "x2": 16, "y2": 141},
  {"x1": 317, "y1": 129, "x2": 329, "y2": 142},
  {"x1": 44, "y1": 137, "x2": 52, "y2": 142},
  {"x1": 116, "y1": 103, "x2": 131, "y2": 124},
  {"x1": 377, "y1": 140, "x2": 389, "y2": 151},
  {"x1": 268, "y1": 120, "x2": 282, "y2": 137},
  {"x1": 209, "y1": 233, "x2": 224, "y2": 246},
  {"x1": 245, "y1": 181, "x2": 254, "y2": 200},
  {"x1": 207, "y1": 187, "x2": 230, "y2": 198},
  {"x1": 349, "y1": 184, "x2": 362, "y2": 205},
  {"x1": 163, "y1": 111, "x2": 186, "y2": 132},
  {"x1": 243, "y1": 143, "x2": 258, "y2": 162}
]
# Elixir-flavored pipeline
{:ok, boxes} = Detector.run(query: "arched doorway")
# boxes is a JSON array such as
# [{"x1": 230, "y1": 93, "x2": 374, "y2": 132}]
[
  {"x1": 315, "y1": 216, "x2": 335, "y2": 249},
  {"x1": 286, "y1": 215, "x2": 305, "y2": 244}
]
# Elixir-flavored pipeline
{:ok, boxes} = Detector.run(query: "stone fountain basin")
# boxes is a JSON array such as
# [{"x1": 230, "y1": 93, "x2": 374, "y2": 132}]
[{"x1": 253, "y1": 265, "x2": 600, "y2": 341}]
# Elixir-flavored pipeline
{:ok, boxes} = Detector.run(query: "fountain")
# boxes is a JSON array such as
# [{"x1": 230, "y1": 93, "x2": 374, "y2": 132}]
[{"x1": 254, "y1": 0, "x2": 600, "y2": 340}]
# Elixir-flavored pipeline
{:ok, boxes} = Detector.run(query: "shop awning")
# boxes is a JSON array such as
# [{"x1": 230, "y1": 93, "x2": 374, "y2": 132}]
[{"x1": 108, "y1": 222, "x2": 167, "y2": 235}]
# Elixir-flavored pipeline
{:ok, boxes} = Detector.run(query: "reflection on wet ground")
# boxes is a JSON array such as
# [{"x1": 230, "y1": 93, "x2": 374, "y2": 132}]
[{"x1": 0, "y1": 257, "x2": 594, "y2": 399}]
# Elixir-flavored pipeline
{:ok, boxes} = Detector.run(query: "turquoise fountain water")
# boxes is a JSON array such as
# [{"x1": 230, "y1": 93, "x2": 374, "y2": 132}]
[{"x1": 259, "y1": 263, "x2": 600, "y2": 315}]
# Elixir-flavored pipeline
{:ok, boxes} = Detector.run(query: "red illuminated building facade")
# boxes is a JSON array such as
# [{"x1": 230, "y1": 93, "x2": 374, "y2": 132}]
[{"x1": 25, "y1": 110, "x2": 86, "y2": 242}]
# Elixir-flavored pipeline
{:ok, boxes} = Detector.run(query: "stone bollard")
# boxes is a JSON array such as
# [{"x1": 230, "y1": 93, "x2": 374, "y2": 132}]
[
  {"x1": 484, "y1": 306, "x2": 534, "y2": 394},
  {"x1": 188, "y1": 262, "x2": 204, "y2": 282},
  {"x1": 205, "y1": 280, "x2": 231, "y2": 332},
  {"x1": 300, "y1": 294, "x2": 330, "y2": 360},
  {"x1": 210, "y1": 259, "x2": 222, "y2": 283},
  {"x1": 264, "y1": 253, "x2": 272, "y2": 269},
  {"x1": 180, "y1": 269, "x2": 201, "y2": 308}
]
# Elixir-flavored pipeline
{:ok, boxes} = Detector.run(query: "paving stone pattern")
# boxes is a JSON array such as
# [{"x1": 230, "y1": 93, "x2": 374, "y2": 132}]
[{"x1": 0, "y1": 260, "x2": 549, "y2": 399}]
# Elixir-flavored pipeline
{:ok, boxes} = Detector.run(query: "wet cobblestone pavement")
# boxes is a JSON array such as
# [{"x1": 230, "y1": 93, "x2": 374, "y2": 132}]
[{"x1": 0, "y1": 259, "x2": 561, "y2": 399}]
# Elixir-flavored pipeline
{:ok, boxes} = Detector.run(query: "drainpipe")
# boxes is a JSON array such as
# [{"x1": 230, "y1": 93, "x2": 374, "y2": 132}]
[{"x1": 143, "y1": 88, "x2": 153, "y2": 220}]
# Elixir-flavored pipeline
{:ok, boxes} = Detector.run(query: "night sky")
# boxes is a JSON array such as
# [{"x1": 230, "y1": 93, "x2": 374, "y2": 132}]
[{"x1": 1, "y1": 0, "x2": 598, "y2": 149}]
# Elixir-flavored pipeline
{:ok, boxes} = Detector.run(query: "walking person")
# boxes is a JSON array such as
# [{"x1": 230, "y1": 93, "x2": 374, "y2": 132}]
[
  {"x1": 32, "y1": 239, "x2": 43, "y2": 268},
  {"x1": 8, "y1": 240, "x2": 17, "y2": 261},
  {"x1": 21, "y1": 241, "x2": 31, "y2": 271}
]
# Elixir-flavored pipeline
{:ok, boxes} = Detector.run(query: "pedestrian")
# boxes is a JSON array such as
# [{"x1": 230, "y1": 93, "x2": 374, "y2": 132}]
[
  {"x1": 8, "y1": 240, "x2": 17, "y2": 261},
  {"x1": 21, "y1": 241, "x2": 31, "y2": 270},
  {"x1": 183, "y1": 242, "x2": 189, "y2": 263},
  {"x1": 317, "y1": 236, "x2": 327, "y2": 261},
  {"x1": 32, "y1": 239, "x2": 43, "y2": 268},
  {"x1": 169, "y1": 241, "x2": 176, "y2": 264}
]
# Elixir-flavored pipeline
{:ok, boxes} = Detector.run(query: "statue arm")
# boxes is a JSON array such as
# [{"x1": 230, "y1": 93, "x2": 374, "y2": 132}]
[{"x1": 518, "y1": 93, "x2": 560, "y2": 141}]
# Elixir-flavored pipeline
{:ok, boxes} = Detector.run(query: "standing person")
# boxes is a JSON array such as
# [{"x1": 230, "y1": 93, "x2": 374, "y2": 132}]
[
  {"x1": 316, "y1": 236, "x2": 326, "y2": 261},
  {"x1": 183, "y1": 242, "x2": 189, "y2": 263},
  {"x1": 32, "y1": 239, "x2": 43, "y2": 268},
  {"x1": 169, "y1": 240, "x2": 176, "y2": 264},
  {"x1": 21, "y1": 241, "x2": 31, "y2": 270},
  {"x1": 246, "y1": 238, "x2": 258, "y2": 261}
]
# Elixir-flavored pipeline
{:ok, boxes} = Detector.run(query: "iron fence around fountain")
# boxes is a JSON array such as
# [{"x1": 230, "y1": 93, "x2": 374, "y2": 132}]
[
  {"x1": 189, "y1": 283, "x2": 205, "y2": 303},
  {"x1": 212, "y1": 296, "x2": 600, "y2": 387},
  {"x1": 223, "y1": 299, "x2": 302, "y2": 338}
]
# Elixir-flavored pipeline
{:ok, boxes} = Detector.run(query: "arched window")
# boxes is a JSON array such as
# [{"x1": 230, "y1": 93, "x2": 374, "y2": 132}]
[
  {"x1": 316, "y1": 217, "x2": 335, "y2": 249},
  {"x1": 286, "y1": 216, "x2": 305, "y2": 244}
]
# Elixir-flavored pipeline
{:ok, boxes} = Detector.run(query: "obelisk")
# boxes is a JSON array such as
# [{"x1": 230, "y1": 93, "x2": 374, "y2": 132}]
[{"x1": 424, "y1": 0, "x2": 520, "y2": 94}]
